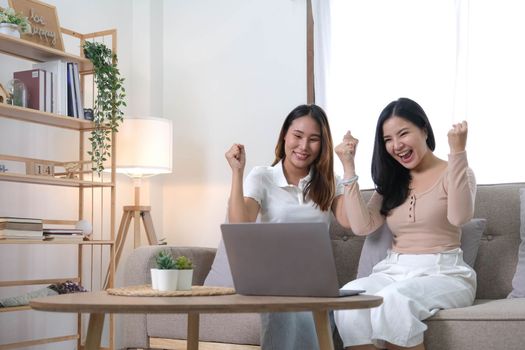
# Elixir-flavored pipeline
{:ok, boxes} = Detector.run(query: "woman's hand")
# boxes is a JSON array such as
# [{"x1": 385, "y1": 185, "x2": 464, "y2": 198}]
[
  {"x1": 225, "y1": 143, "x2": 246, "y2": 171},
  {"x1": 335, "y1": 131, "x2": 358, "y2": 175},
  {"x1": 448, "y1": 121, "x2": 468, "y2": 154}
]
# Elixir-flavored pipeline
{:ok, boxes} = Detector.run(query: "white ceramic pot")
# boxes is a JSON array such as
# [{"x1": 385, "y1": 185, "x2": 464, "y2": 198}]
[
  {"x1": 150, "y1": 268, "x2": 159, "y2": 290},
  {"x1": 156, "y1": 269, "x2": 179, "y2": 291},
  {"x1": 0, "y1": 23, "x2": 21, "y2": 38},
  {"x1": 177, "y1": 269, "x2": 193, "y2": 291}
]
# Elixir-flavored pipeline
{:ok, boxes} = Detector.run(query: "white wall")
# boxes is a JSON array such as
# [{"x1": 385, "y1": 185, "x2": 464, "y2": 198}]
[
  {"x1": 162, "y1": 0, "x2": 307, "y2": 248},
  {"x1": 0, "y1": 0, "x2": 306, "y2": 348}
]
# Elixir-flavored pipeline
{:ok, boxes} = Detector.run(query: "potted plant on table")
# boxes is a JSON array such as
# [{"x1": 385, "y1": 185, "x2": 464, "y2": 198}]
[
  {"x1": 151, "y1": 250, "x2": 178, "y2": 291},
  {"x1": 0, "y1": 7, "x2": 31, "y2": 38},
  {"x1": 175, "y1": 256, "x2": 194, "y2": 291}
]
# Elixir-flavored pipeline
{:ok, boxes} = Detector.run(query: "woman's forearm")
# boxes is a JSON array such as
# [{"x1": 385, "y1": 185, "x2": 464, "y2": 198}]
[
  {"x1": 228, "y1": 170, "x2": 249, "y2": 222},
  {"x1": 344, "y1": 182, "x2": 384, "y2": 235},
  {"x1": 447, "y1": 151, "x2": 476, "y2": 226}
]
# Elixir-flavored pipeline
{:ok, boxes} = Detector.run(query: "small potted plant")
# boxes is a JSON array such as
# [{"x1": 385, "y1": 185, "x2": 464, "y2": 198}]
[
  {"x1": 151, "y1": 250, "x2": 178, "y2": 291},
  {"x1": 175, "y1": 256, "x2": 194, "y2": 291},
  {"x1": 0, "y1": 7, "x2": 31, "y2": 38}
]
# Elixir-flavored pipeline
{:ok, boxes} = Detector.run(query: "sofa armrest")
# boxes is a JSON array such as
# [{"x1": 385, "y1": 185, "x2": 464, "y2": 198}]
[{"x1": 123, "y1": 246, "x2": 217, "y2": 287}]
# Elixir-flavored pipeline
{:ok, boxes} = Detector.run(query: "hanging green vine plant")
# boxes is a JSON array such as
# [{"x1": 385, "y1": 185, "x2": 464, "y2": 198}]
[{"x1": 83, "y1": 41, "x2": 126, "y2": 174}]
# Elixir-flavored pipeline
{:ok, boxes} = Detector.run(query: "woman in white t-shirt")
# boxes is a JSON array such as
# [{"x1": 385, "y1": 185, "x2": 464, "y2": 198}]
[{"x1": 225, "y1": 104, "x2": 350, "y2": 350}]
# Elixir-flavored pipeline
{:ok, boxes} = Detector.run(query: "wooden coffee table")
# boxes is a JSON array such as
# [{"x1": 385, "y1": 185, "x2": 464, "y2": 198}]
[{"x1": 30, "y1": 291, "x2": 382, "y2": 350}]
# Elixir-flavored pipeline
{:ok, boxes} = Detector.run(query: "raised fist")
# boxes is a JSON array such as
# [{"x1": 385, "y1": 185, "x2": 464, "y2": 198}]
[
  {"x1": 225, "y1": 143, "x2": 246, "y2": 170},
  {"x1": 447, "y1": 121, "x2": 468, "y2": 154},
  {"x1": 335, "y1": 131, "x2": 358, "y2": 171}
]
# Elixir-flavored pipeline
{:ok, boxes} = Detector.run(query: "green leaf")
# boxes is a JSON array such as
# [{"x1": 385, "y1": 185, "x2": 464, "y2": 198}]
[{"x1": 83, "y1": 41, "x2": 126, "y2": 175}]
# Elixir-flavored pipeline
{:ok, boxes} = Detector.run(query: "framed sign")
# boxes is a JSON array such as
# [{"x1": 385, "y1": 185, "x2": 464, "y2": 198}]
[{"x1": 8, "y1": 0, "x2": 64, "y2": 51}]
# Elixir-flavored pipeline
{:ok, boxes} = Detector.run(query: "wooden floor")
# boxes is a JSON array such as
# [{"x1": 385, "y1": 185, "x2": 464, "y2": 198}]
[{"x1": 148, "y1": 337, "x2": 260, "y2": 350}]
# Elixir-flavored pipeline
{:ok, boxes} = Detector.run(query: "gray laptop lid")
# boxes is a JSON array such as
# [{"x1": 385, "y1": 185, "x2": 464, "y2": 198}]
[{"x1": 221, "y1": 222, "x2": 363, "y2": 297}]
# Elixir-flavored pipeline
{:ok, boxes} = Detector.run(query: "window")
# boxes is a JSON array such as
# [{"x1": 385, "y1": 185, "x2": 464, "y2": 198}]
[{"x1": 314, "y1": 0, "x2": 525, "y2": 188}]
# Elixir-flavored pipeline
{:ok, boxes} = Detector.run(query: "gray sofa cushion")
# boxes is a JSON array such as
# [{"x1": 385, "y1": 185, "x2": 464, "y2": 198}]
[
  {"x1": 509, "y1": 188, "x2": 525, "y2": 298},
  {"x1": 461, "y1": 218, "x2": 487, "y2": 267},
  {"x1": 203, "y1": 239, "x2": 234, "y2": 287},
  {"x1": 356, "y1": 224, "x2": 392, "y2": 279},
  {"x1": 424, "y1": 298, "x2": 525, "y2": 350}
]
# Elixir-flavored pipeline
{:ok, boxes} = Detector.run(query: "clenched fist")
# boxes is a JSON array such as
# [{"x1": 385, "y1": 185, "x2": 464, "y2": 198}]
[
  {"x1": 335, "y1": 131, "x2": 359, "y2": 173},
  {"x1": 447, "y1": 121, "x2": 468, "y2": 154},
  {"x1": 225, "y1": 143, "x2": 246, "y2": 171}
]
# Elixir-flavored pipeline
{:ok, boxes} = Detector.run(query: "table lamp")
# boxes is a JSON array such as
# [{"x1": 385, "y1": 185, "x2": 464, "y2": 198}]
[{"x1": 113, "y1": 116, "x2": 173, "y2": 270}]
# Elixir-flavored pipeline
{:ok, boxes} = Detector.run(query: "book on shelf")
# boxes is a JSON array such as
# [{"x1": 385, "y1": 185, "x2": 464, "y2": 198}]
[
  {"x1": 23, "y1": 60, "x2": 84, "y2": 118},
  {"x1": 43, "y1": 228, "x2": 85, "y2": 242},
  {"x1": 0, "y1": 228, "x2": 44, "y2": 238},
  {"x1": 72, "y1": 63, "x2": 85, "y2": 119},
  {"x1": 0, "y1": 221, "x2": 44, "y2": 231},
  {"x1": 66, "y1": 62, "x2": 78, "y2": 118},
  {"x1": 0, "y1": 217, "x2": 44, "y2": 239},
  {"x1": 0, "y1": 217, "x2": 43, "y2": 224},
  {"x1": 13, "y1": 69, "x2": 46, "y2": 111},
  {"x1": 44, "y1": 70, "x2": 53, "y2": 113},
  {"x1": 44, "y1": 234, "x2": 84, "y2": 242},
  {"x1": 0, "y1": 235, "x2": 45, "y2": 241},
  {"x1": 43, "y1": 228, "x2": 84, "y2": 235},
  {"x1": 33, "y1": 60, "x2": 68, "y2": 115}
]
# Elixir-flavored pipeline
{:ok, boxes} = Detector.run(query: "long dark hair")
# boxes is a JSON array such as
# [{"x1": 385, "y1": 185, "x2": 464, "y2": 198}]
[
  {"x1": 272, "y1": 104, "x2": 335, "y2": 211},
  {"x1": 371, "y1": 98, "x2": 435, "y2": 215}
]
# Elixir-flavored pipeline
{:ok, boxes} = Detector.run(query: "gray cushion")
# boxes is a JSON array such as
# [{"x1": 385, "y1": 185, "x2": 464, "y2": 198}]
[
  {"x1": 461, "y1": 218, "x2": 487, "y2": 267},
  {"x1": 356, "y1": 219, "x2": 487, "y2": 278},
  {"x1": 509, "y1": 188, "x2": 525, "y2": 298},
  {"x1": 356, "y1": 224, "x2": 392, "y2": 279},
  {"x1": 203, "y1": 239, "x2": 234, "y2": 287},
  {"x1": 424, "y1": 299, "x2": 525, "y2": 350}
]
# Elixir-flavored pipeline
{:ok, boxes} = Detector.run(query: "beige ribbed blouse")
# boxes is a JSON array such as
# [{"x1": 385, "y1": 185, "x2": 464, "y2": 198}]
[{"x1": 344, "y1": 151, "x2": 476, "y2": 254}]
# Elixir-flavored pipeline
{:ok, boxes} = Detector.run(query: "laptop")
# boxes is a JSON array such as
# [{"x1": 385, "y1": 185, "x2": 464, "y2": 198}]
[{"x1": 221, "y1": 222, "x2": 365, "y2": 297}]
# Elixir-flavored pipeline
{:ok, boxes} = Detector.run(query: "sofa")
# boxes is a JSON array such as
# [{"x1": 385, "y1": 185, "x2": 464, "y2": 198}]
[{"x1": 121, "y1": 183, "x2": 525, "y2": 350}]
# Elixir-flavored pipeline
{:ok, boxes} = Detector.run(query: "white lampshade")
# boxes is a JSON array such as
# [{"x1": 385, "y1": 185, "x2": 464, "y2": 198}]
[{"x1": 115, "y1": 116, "x2": 173, "y2": 177}]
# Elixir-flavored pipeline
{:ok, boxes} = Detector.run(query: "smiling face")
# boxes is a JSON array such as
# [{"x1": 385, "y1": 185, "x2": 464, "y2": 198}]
[
  {"x1": 382, "y1": 116, "x2": 429, "y2": 170},
  {"x1": 282, "y1": 115, "x2": 322, "y2": 175}
]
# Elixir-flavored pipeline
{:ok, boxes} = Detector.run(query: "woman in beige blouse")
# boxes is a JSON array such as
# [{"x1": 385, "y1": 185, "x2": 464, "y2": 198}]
[{"x1": 333, "y1": 97, "x2": 476, "y2": 350}]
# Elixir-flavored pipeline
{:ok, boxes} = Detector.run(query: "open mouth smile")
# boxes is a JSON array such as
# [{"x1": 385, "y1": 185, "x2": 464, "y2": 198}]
[{"x1": 397, "y1": 150, "x2": 413, "y2": 163}]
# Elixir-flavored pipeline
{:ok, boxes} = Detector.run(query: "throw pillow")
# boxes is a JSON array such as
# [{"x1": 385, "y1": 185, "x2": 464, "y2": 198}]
[
  {"x1": 461, "y1": 218, "x2": 487, "y2": 267},
  {"x1": 508, "y1": 188, "x2": 525, "y2": 298},
  {"x1": 356, "y1": 218, "x2": 487, "y2": 278},
  {"x1": 356, "y1": 224, "x2": 392, "y2": 278},
  {"x1": 203, "y1": 239, "x2": 234, "y2": 287}
]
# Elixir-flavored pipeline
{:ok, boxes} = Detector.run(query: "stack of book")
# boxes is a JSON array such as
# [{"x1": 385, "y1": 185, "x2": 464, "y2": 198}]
[
  {"x1": 13, "y1": 60, "x2": 85, "y2": 119},
  {"x1": 43, "y1": 228, "x2": 85, "y2": 242},
  {"x1": 0, "y1": 217, "x2": 44, "y2": 240}
]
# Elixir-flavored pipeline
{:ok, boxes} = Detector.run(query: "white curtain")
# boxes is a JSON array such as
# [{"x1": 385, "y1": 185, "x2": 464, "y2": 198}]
[
  {"x1": 314, "y1": 0, "x2": 525, "y2": 188},
  {"x1": 311, "y1": 0, "x2": 331, "y2": 109}
]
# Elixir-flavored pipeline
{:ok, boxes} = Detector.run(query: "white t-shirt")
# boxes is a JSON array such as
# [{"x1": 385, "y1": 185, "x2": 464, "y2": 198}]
[
  {"x1": 204, "y1": 161, "x2": 343, "y2": 287},
  {"x1": 244, "y1": 161, "x2": 344, "y2": 223}
]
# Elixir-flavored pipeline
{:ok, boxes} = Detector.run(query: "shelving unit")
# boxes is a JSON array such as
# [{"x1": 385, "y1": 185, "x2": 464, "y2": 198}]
[{"x1": 0, "y1": 28, "x2": 117, "y2": 350}]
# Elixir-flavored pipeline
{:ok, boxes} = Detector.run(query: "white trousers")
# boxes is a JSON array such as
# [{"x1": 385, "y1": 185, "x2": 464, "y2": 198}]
[{"x1": 334, "y1": 248, "x2": 476, "y2": 348}]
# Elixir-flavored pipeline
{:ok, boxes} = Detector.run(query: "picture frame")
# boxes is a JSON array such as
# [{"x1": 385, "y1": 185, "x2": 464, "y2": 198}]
[{"x1": 8, "y1": 0, "x2": 64, "y2": 51}]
